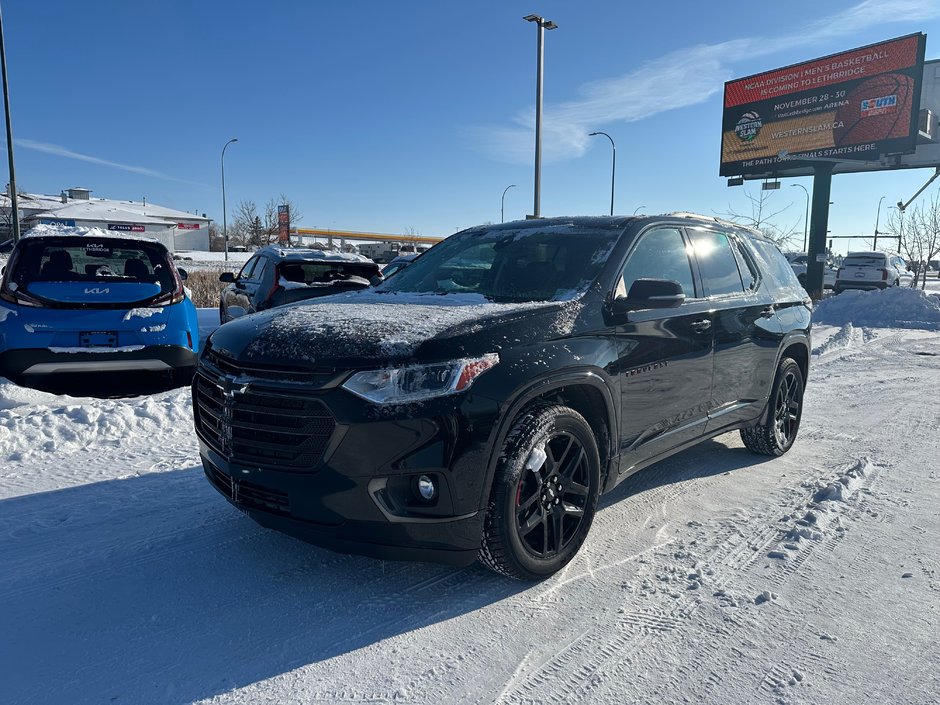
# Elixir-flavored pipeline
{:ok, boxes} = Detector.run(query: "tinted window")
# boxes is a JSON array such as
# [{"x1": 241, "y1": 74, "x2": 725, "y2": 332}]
[
  {"x1": 253, "y1": 258, "x2": 269, "y2": 281},
  {"x1": 731, "y1": 237, "x2": 760, "y2": 291},
  {"x1": 280, "y1": 260, "x2": 378, "y2": 284},
  {"x1": 376, "y1": 224, "x2": 621, "y2": 302},
  {"x1": 617, "y1": 227, "x2": 695, "y2": 298},
  {"x1": 843, "y1": 254, "x2": 885, "y2": 267},
  {"x1": 689, "y1": 230, "x2": 744, "y2": 296},
  {"x1": 749, "y1": 239, "x2": 802, "y2": 294},
  {"x1": 238, "y1": 257, "x2": 259, "y2": 279},
  {"x1": 10, "y1": 237, "x2": 175, "y2": 294}
]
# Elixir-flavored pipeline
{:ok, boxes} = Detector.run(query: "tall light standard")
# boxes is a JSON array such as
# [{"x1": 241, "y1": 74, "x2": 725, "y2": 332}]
[
  {"x1": 501, "y1": 184, "x2": 516, "y2": 223},
  {"x1": 589, "y1": 131, "x2": 615, "y2": 216},
  {"x1": 221, "y1": 138, "x2": 238, "y2": 262},
  {"x1": 0, "y1": 3, "x2": 20, "y2": 242},
  {"x1": 523, "y1": 13, "x2": 556, "y2": 219},
  {"x1": 791, "y1": 183, "x2": 809, "y2": 252},
  {"x1": 873, "y1": 195, "x2": 886, "y2": 249}
]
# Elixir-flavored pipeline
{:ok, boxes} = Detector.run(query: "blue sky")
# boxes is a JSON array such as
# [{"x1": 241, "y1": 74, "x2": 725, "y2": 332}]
[{"x1": 4, "y1": 0, "x2": 940, "y2": 252}]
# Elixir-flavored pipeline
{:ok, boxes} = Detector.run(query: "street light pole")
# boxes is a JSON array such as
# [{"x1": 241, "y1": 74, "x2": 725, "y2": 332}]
[
  {"x1": 524, "y1": 14, "x2": 557, "y2": 219},
  {"x1": 791, "y1": 183, "x2": 809, "y2": 252},
  {"x1": 873, "y1": 195, "x2": 886, "y2": 249},
  {"x1": 501, "y1": 184, "x2": 516, "y2": 223},
  {"x1": 221, "y1": 138, "x2": 237, "y2": 262},
  {"x1": 0, "y1": 3, "x2": 20, "y2": 242},
  {"x1": 589, "y1": 131, "x2": 615, "y2": 216}
]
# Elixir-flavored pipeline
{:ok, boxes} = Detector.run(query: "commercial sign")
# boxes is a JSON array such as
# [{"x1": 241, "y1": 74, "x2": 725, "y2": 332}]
[
  {"x1": 720, "y1": 34, "x2": 926, "y2": 177},
  {"x1": 277, "y1": 205, "x2": 290, "y2": 245},
  {"x1": 39, "y1": 218, "x2": 75, "y2": 226},
  {"x1": 177, "y1": 223, "x2": 200, "y2": 230},
  {"x1": 107, "y1": 223, "x2": 146, "y2": 232}
]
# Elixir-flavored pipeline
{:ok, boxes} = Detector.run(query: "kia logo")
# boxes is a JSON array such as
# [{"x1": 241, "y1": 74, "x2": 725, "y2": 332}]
[{"x1": 84, "y1": 287, "x2": 110, "y2": 294}]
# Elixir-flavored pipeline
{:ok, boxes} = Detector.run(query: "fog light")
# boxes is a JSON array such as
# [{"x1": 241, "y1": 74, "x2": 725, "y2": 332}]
[{"x1": 416, "y1": 475, "x2": 436, "y2": 501}]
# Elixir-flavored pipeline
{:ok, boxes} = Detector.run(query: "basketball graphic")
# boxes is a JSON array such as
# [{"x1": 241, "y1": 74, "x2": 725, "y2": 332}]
[{"x1": 833, "y1": 73, "x2": 914, "y2": 146}]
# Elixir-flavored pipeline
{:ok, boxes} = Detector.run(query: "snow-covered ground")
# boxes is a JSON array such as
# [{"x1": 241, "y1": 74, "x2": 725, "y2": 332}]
[{"x1": 2, "y1": 290, "x2": 940, "y2": 704}]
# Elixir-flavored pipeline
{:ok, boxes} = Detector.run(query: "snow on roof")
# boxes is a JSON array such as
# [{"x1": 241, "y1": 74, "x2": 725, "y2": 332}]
[
  {"x1": 21, "y1": 223, "x2": 160, "y2": 243},
  {"x1": 814, "y1": 287, "x2": 940, "y2": 331},
  {"x1": 1, "y1": 191, "x2": 209, "y2": 224},
  {"x1": 258, "y1": 245, "x2": 372, "y2": 263}
]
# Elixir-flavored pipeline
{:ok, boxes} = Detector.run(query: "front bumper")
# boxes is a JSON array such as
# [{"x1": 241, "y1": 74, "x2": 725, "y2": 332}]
[
  {"x1": 0, "y1": 344, "x2": 198, "y2": 378},
  {"x1": 201, "y1": 448, "x2": 483, "y2": 565},
  {"x1": 191, "y1": 356, "x2": 501, "y2": 566}
]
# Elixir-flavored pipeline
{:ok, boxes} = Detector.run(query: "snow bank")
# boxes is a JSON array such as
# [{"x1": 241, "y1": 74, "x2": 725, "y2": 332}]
[
  {"x1": 0, "y1": 378, "x2": 192, "y2": 464},
  {"x1": 814, "y1": 287, "x2": 940, "y2": 330}
]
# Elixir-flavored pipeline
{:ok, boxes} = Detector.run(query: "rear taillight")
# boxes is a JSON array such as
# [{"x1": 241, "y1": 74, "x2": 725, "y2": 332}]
[
  {"x1": 149, "y1": 258, "x2": 185, "y2": 306},
  {"x1": 881, "y1": 269, "x2": 889, "y2": 280},
  {"x1": 0, "y1": 281, "x2": 46, "y2": 307}
]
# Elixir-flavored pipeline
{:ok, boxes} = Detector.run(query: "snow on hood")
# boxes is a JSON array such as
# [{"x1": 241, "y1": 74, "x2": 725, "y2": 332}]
[
  {"x1": 22, "y1": 224, "x2": 159, "y2": 243},
  {"x1": 236, "y1": 291, "x2": 576, "y2": 363},
  {"x1": 814, "y1": 287, "x2": 940, "y2": 331}
]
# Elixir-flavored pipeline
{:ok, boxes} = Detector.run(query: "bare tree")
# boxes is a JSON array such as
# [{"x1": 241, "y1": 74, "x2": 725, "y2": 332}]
[
  {"x1": 721, "y1": 187, "x2": 801, "y2": 250},
  {"x1": 230, "y1": 200, "x2": 265, "y2": 249},
  {"x1": 884, "y1": 194, "x2": 940, "y2": 288}
]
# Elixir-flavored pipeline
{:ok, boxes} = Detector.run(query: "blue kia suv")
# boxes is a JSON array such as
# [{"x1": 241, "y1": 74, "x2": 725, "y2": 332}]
[{"x1": 0, "y1": 230, "x2": 199, "y2": 384}]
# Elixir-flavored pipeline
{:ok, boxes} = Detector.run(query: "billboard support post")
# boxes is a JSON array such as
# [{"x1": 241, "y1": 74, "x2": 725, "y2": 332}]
[{"x1": 807, "y1": 163, "x2": 833, "y2": 300}]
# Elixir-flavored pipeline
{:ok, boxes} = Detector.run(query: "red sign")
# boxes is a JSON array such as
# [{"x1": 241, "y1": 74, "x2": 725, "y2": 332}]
[
  {"x1": 277, "y1": 205, "x2": 290, "y2": 245},
  {"x1": 177, "y1": 223, "x2": 200, "y2": 230},
  {"x1": 720, "y1": 34, "x2": 926, "y2": 177}
]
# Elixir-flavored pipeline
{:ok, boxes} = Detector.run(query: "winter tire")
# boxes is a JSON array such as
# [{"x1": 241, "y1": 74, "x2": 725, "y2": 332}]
[
  {"x1": 740, "y1": 357, "x2": 804, "y2": 456},
  {"x1": 479, "y1": 404, "x2": 601, "y2": 580}
]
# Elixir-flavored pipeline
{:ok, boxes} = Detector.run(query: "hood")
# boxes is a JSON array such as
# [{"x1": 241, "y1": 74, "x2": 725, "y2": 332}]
[{"x1": 209, "y1": 291, "x2": 586, "y2": 368}]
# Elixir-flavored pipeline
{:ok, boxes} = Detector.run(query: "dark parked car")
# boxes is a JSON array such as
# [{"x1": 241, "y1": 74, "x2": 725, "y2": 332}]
[
  {"x1": 194, "y1": 214, "x2": 811, "y2": 579},
  {"x1": 381, "y1": 253, "x2": 418, "y2": 278},
  {"x1": 218, "y1": 246, "x2": 381, "y2": 322}
]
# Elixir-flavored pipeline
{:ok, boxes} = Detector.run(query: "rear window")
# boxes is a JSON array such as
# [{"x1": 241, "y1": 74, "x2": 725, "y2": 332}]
[
  {"x1": 843, "y1": 254, "x2": 886, "y2": 267},
  {"x1": 10, "y1": 238, "x2": 175, "y2": 294},
  {"x1": 279, "y1": 260, "x2": 378, "y2": 285}
]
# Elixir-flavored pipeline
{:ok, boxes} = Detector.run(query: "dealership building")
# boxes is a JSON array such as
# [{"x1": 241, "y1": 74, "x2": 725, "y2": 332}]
[{"x1": 0, "y1": 187, "x2": 211, "y2": 251}]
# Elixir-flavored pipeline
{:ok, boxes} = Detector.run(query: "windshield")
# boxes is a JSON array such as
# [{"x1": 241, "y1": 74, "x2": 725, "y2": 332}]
[
  {"x1": 373, "y1": 224, "x2": 621, "y2": 302},
  {"x1": 10, "y1": 237, "x2": 175, "y2": 294}
]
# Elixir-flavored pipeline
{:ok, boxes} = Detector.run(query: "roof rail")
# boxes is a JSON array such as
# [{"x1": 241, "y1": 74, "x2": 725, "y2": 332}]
[{"x1": 665, "y1": 212, "x2": 762, "y2": 236}]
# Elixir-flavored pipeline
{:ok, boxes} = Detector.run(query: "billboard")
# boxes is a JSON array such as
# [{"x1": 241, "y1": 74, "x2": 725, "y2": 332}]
[{"x1": 720, "y1": 34, "x2": 926, "y2": 177}]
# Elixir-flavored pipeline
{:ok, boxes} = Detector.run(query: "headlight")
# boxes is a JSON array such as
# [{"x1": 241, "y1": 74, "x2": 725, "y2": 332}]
[{"x1": 342, "y1": 353, "x2": 499, "y2": 404}]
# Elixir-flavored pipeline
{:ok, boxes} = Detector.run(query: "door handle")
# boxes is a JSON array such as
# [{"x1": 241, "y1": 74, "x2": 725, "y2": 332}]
[{"x1": 690, "y1": 319, "x2": 712, "y2": 332}]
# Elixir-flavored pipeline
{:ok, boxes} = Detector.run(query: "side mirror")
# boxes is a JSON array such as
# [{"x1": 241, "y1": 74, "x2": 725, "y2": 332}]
[
  {"x1": 219, "y1": 271, "x2": 236, "y2": 283},
  {"x1": 611, "y1": 278, "x2": 686, "y2": 319},
  {"x1": 227, "y1": 305, "x2": 247, "y2": 319},
  {"x1": 177, "y1": 267, "x2": 188, "y2": 280}
]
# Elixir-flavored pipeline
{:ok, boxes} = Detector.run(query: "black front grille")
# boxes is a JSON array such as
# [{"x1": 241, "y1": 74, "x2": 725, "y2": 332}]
[
  {"x1": 205, "y1": 461, "x2": 290, "y2": 515},
  {"x1": 202, "y1": 346, "x2": 339, "y2": 386},
  {"x1": 194, "y1": 371, "x2": 336, "y2": 470}
]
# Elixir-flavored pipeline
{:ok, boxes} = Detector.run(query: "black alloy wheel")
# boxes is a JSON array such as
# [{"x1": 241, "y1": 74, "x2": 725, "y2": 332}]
[
  {"x1": 514, "y1": 431, "x2": 591, "y2": 559},
  {"x1": 479, "y1": 404, "x2": 601, "y2": 580},
  {"x1": 740, "y1": 357, "x2": 804, "y2": 456},
  {"x1": 773, "y1": 367, "x2": 801, "y2": 449}
]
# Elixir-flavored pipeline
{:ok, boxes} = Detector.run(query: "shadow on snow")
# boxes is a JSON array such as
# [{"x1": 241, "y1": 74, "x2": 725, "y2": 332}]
[{"x1": 1, "y1": 437, "x2": 769, "y2": 704}]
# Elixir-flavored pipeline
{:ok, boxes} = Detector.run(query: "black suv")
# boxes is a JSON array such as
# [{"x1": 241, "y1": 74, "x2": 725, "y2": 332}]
[
  {"x1": 194, "y1": 215, "x2": 811, "y2": 579},
  {"x1": 218, "y1": 245, "x2": 381, "y2": 322}
]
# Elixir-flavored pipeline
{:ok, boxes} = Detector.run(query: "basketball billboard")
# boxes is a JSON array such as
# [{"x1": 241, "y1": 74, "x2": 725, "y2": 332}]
[{"x1": 720, "y1": 34, "x2": 926, "y2": 177}]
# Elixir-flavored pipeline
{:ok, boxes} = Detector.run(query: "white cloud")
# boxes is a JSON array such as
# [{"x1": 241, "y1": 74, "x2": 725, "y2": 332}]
[
  {"x1": 470, "y1": 0, "x2": 940, "y2": 164},
  {"x1": 13, "y1": 139, "x2": 202, "y2": 185}
]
